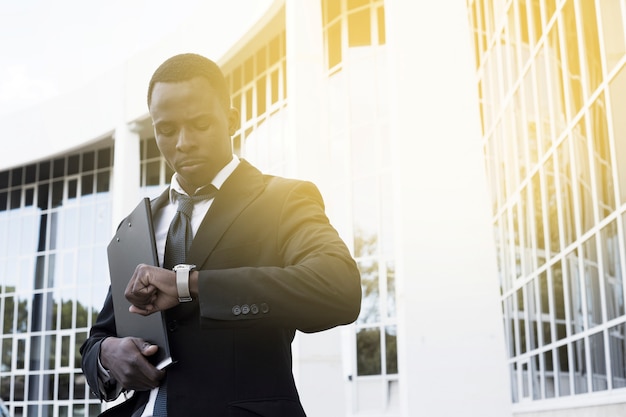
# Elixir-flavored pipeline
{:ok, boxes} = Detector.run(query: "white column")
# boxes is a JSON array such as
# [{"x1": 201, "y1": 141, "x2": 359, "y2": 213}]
[
  {"x1": 385, "y1": 1, "x2": 512, "y2": 416},
  {"x1": 284, "y1": 0, "x2": 329, "y2": 186},
  {"x1": 284, "y1": 1, "x2": 347, "y2": 417},
  {"x1": 111, "y1": 122, "x2": 141, "y2": 229}
]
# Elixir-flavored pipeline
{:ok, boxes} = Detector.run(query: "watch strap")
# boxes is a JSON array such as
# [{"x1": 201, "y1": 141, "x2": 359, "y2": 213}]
[{"x1": 174, "y1": 264, "x2": 195, "y2": 302}]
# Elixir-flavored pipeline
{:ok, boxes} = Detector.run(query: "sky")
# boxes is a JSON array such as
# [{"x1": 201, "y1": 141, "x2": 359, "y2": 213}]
[{"x1": 0, "y1": 0, "x2": 268, "y2": 116}]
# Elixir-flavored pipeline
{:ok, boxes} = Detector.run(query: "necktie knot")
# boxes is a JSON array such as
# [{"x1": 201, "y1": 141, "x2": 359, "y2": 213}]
[
  {"x1": 172, "y1": 186, "x2": 217, "y2": 218},
  {"x1": 163, "y1": 186, "x2": 217, "y2": 270}
]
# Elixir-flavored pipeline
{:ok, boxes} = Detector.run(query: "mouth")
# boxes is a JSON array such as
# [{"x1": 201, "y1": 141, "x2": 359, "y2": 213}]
[{"x1": 177, "y1": 159, "x2": 205, "y2": 169}]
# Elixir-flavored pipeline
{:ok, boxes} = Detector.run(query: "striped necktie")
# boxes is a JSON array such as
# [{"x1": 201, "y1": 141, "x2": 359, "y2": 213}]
[{"x1": 154, "y1": 186, "x2": 217, "y2": 416}]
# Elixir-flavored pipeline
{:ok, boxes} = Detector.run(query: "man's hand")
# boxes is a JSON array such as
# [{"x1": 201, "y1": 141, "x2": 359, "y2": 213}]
[
  {"x1": 100, "y1": 337, "x2": 165, "y2": 391},
  {"x1": 125, "y1": 264, "x2": 178, "y2": 315}
]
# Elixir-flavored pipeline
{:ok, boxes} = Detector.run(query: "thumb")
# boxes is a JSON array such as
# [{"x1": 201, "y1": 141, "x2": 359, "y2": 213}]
[{"x1": 140, "y1": 342, "x2": 159, "y2": 357}]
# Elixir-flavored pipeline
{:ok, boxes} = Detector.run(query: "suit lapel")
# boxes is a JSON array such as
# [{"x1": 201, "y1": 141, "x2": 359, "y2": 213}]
[
  {"x1": 150, "y1": 188, "x2": 170, "y2": 215},
  {"x1": 188, "y1": 160, "x2": 265, "y2": 268}
]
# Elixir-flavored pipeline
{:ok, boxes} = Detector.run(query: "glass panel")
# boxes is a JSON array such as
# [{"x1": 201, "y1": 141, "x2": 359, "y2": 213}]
[
  {"x1": 504, "y1": 295, "x2": 516, "y2": 358},
  {"x1": 517, "y1": 287, "x2": 527, "y2": 354},
  {"x1": 538, "y1": 271, "x2": 551, "y2": 345},
  {"x1": 573, "y1": 338, "x2": 588, "y2": 394},
  {"x1": 1, "y1": 338, "x2": 11, "y2": 371},
  {"x1": 603, "y1": 219, "x2": 624, "y2": 320},
  {"x1": 557, "y1": 343, "x2": 571, "y2": 396},
  {"x1": 61, "y1": 335, "x2": 70, "y2": 368},
  {"x1": 357, "y1": 327, "x2": 381, "y2": 375},
  {"x1": 590, "y1": 93, "x2": 615, "y2": 220},
  {"x1": 598, "y1": 0, "x2": 626, "y2": 73},
  {"x1": 590, "y1": 331, "x2": 607, "y2": 391},
  {"x1": 551, "y1": 260, "x2": 567, "y2": 339},
  {"x1": 548, "y1": 23, "x2": 568, "y2": 135},
  {"x1": 567, "y1": 249, "x2": 584, "y2": 335},
  {"x1": 58, "y1": 373, "x2": 70, "y2": 400},
  {"x1": 579, "y1": 0, "x2": 603, "y2": 95},
  {"x1": 526, "y1": 281, "x2": 539, "y2": 350},
  {"x1": 583, "y1": 236, "x2": 602, "y2": 328},
  {"x1": 16, "y1": 338, "x2": 26, "y2": 369},
  {"x1": 609, "y1": 66, "x2": 626, "y2": 205},
  {"x1": 510, "y1": 362, "x2": 519, "y2": 403},
  {"x1": 557, "y1": 137, "x2": 576, "y2": 247},
  {"x1": 385, "y1": 326, "x2": 397, "y2": 374},
  {"x1": 531, "y1": 171, "x2": 545, "y2": 266},
  {"x1": 386, "y1": 261, "x2": 396, "y2": 318},
  {"x1": 531, "y1": 354, "x2": 541, "y2": 399},
  {"x1": 358, "y1": 258, "x2": 379, "y2": 324},
  {"x1": 573, "y1": 118, "x2": 594, "y2": 234},
  {"x1": 609, "y1": 323, "x2": 626, "y2": 388},
  {"x1": 561, "y1": 0, "x2": 584, "y2": 115},
  {"x1": 348, "y1": 8, "x2": 371, "y2": 47},
  {"x1": 544, "y1": 349, "x2": 555, "y2": 398},
  {"x1": 328, "y1": 22, "x2": 342, "y2": 68}
]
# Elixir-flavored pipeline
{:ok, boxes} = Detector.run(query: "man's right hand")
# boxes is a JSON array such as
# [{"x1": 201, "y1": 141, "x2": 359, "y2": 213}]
[{"x1": 100, "y1": 337, "x2": 165, "y2": 391}]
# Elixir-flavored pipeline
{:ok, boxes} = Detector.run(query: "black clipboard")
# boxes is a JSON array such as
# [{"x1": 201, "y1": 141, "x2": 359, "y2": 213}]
[{"x1": 107, "y1": 198, "x2": 173, "y2": 369}]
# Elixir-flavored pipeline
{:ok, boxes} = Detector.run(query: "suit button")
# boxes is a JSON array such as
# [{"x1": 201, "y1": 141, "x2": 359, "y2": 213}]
[
  {"x1": 250, "y1": 304, "x2": 259, "y2": 315},
  {"x1": 232, "y1": 305, "x2": 242, "y2": 316},
  {"x1": 241, "y1": 304, "x2": 250, "y2": 315},
  {"x1": 260, "y1": 303, "x2": 270, "y2": 314}
]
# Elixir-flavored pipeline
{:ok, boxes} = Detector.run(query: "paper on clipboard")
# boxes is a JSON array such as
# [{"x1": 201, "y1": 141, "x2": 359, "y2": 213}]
[{"x1": 107, "y1": 197, "x2": 173, "y2": 369}]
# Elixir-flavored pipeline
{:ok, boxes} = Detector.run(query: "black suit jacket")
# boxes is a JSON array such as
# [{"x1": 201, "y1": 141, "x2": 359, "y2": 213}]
[{"x1": 80, "y1": 160, "x2": 362, "y2": 416}]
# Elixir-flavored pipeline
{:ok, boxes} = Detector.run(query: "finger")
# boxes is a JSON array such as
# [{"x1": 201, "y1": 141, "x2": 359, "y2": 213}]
[{"x1": 129, "y1": 304, "x2": 154, "y2": 316}]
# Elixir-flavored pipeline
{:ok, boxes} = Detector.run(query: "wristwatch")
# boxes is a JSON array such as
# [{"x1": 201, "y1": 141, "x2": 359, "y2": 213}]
[{"x1": 173, "y1": 264, "x2": 196, "y2": 302}]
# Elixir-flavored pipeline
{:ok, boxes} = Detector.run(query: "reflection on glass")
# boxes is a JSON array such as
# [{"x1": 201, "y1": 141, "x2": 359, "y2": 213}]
[
  {"x1": 526, "y1": 281, "x2": 538, "y2": 351},
  {"x1": 609, "y1": 323, "x2": 626, "y2": 388},
  {"x1": 385, "y1": 326, "x2": 397, "y2": 374},
  {"x1": 583, "y1": 236, "x2": 602, "y2": 328},
  {"x1": 566, "y1": 250, "x2": 584, "y2": 335},
  {"x1": 573, "y1": 118, "x2": 594, "y2": 234},
  {"x1": 544, "y1": 349, "x2": 555, "y2": 398},
  {"x1": 590, "y1": 331, "x2": 607, "y2": 391},
  {"x1": 609, "y1": 65, "x2": 626, "y2": 205},
  {"x1": 531, "y1": 354, "x2": 541, "y2": 399},
  {"x1": 573, "y1": 338, "x2": 588, "y2": 394},
  {"x1": 603, "y1": 219, "x2": 624, "y2": 321},
  {"x1": 551, "y1": 260, "x2": 566, "y2": 340},
  {"x1": 557, "y1": 137, "x2": 576, "y2": 247},
  {"x1": 562, "y1": 1, "x2": 584, "y2": 115},
  {"x1": 386, "y1": 261, "x2": 396, "y2": 318},
  {"x1": 557, "y1": 343, "x2": 570, "y2": 396},
  {"x1": 358, "y1": 258, "x2": 379, "y2": 325},
  {"x1": 517, "y1": 287, "x2": 527, "y2": 355},
  {"x1": 589, "y1": 93, "x2": 614, "y2": 220},
  {"x1": 598, "y1": 0, "x2": 626, "y2": 73},
  {"x1": 538, "y1": 272, "x2": 551, "y2": 346},
  {"x1": 357, "y1": 327, "x2": 381, "y2": 376}
]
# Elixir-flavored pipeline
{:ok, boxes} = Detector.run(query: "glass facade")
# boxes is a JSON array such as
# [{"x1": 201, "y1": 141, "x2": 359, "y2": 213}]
[
  {"x1": 468, "y1": 0, "x2": 626, "y2": 406},
  {"x1": 0, "y1": 142, "x2": 114, "y2": 416},
  {"x1": 322, "y1": 0, "x2": 398, "y2": 413},
  {"x1": 224, "y1": 30, "x2": 289, "y2": 175}
]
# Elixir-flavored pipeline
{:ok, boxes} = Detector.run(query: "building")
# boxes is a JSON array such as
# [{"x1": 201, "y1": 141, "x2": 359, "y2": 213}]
[
  {"x1": 467, "y1": 0, "x2": 626, "y2": 416},
  {"x1": 0, "y1": 1, "x2": 511, "y2": 416}
]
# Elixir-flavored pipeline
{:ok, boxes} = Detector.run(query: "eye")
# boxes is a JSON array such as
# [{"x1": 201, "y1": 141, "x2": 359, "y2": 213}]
[
  {"x1": 156, "y1": 123, "x2": 177, "y2": 136},
  {"x1": 193, "y1": 118, "x2": 211, "y2": 131}
]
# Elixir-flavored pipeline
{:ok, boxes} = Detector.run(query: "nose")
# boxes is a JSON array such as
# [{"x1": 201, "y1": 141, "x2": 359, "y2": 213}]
[{"x1": 175, "y1": 126, "x2": 195, "y2": 151}]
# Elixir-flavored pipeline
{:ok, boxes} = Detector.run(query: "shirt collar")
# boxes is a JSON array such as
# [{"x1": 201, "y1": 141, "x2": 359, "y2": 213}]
[{"x1": 169, "y1": 155, "x2": 240, "y2": 203}]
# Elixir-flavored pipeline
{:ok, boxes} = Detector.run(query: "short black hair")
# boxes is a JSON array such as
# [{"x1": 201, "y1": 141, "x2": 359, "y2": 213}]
[{"x1": 147, "y1": 53, "x2": 231, "y2": 110}]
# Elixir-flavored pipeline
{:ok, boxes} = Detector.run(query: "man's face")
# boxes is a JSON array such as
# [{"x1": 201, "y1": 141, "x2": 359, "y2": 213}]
[{"x1": 149, "y1": 77, "x2": 237, "y2": 193}]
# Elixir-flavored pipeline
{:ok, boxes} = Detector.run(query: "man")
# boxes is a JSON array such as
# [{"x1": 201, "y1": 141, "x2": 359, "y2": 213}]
[{"x1": 80, "y1": 53, "x2": 361, "y2": 416}]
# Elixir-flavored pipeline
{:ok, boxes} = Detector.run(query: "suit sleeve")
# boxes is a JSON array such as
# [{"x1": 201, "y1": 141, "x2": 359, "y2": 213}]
[
  {"x1": 197, "y1": 180, "x2": 361, "y2": 332},
  {"x1": 79, "y1": 289, "x2": 124, "y2": 401}
]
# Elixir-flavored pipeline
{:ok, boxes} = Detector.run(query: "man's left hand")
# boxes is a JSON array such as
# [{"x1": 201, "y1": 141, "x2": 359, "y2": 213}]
[{"x1": 125, "y1": 264, "x2": 179, "y2": 315}]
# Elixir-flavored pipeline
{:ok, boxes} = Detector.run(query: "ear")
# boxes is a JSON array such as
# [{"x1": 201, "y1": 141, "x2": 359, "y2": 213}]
[{"x1": 227, "y1": 107, "x2": 240, "y2": 136}]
